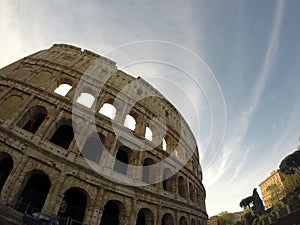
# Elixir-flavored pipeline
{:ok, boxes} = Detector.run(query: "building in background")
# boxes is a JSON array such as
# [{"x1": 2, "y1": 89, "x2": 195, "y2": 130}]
[{"x1": 259, "y1": 170, "x2": 286, "y2": 209}]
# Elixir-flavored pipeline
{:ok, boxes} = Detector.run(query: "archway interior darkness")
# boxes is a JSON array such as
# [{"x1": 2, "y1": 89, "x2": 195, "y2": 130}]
[
  {"x1": 50, "y1": 124, "x2": 74, "y2": 149},
  {"x1": 81, "y1": 134, "x2": 105, "y2": 163},
  {"x1": 136, "y1": 208, "x2": 154, "y2": 225},
  {"x1": 136, "y1": 210, "x2": 145, "y2": 225},
  {"x1": 21, "y1": 106, "x2": 47, "y2": 134},
  {"x1": 179, "y1": 216, "x2": 188, "y2": 225},
  {"x1": 142, "y1": 158, "x2": 155, "y2": 184},
  {"x1": 178, "y1": 176, "x2": 186, "y2": 198},
  {"x1": 0, "y1": 156, "x2": 13, "y2": 193},
  {"x1": 163, "y1": 168, "x2": 173, "y2": 192},
  {"x1": 162, "y1": 213, "x2": 174, "y2": 225},
  {"x1": 16, "y1": 173, "x2": 51, "y2": 214},
  {"x1": 113, "y1": 148, "x2": 129, "y2": 175},
  {"x1": 60, "y1": 188, "x2": 87, "y2": 222},
  {"x1": 100, "y1": 201, "x2": 119, "y2": 225}
]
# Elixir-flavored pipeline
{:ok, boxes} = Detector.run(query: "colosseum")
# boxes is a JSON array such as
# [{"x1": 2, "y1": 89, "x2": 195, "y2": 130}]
[{"x1": 0, "y1": 44, "x2": 207, "y2": 225}]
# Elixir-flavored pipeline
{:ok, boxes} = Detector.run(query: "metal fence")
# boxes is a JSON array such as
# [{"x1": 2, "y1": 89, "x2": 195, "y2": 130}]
[{"x1": 0, "y1": 204, "x2": 87, "y2": 225}]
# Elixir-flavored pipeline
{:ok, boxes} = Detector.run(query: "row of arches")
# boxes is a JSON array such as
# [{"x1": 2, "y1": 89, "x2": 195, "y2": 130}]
[
  {"x1": 54, "y1": 81, "x2": 173, "y2": 152},
  {"x1": 0, "y1": 152, "x2": 204, "y2": 225},
  {"x1": 15, "y1": 105, "x2": 201, "y2": 196}
]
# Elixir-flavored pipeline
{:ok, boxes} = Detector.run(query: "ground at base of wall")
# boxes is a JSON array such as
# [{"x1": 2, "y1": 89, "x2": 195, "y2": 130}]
[{"x1": 0, "y1": 215, "x2": 18, "y2": 225}]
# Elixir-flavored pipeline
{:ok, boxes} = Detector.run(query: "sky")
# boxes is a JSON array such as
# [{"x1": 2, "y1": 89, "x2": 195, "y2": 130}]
[{"x1": 1, "y1": 0, "x2": 300, "y2": 216}]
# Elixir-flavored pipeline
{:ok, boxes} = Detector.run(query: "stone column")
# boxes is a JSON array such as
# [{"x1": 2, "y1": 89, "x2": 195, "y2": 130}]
[{"x1": 42, "y1": 172, "x2": 66, "y2": 215}]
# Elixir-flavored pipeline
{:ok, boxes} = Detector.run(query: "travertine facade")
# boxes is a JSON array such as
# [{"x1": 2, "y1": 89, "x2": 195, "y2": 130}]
[
  {"x1": 0, "y1": 44, "x2": 207, "y2": 225},
  {"x1": 259, "y1": 170, "x2": 285, "y2": 209}
]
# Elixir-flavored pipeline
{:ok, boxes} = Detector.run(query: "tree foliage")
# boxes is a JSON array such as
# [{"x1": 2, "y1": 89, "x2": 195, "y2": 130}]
[
  {"x1": 279, "y1": 150, "x2": 300, "y2": 175},
  {"x1": 239, "y1": 196, "x2": 254, "y2": 210},
  {"x1": 218, "y1": 211, "x2": 234, "y2": 225}
]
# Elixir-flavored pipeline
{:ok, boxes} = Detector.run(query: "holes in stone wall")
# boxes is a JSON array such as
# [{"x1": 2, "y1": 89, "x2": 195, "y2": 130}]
[
  {"x1": 99, "y1": 103, "x2": 116, "y2": 119},
  {"x1": 54, "y1": 84, "x2": 72, "y2": 96},
  {"x1": 124, "y1": 114, "x2": 136, "y2": 131},
  {"x1": 76, "y1": 92, "x2": 95, "y2": 108}
]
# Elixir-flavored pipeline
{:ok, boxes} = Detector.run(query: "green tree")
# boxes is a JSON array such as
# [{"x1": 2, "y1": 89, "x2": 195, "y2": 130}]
[
  {"x1": 218, "y1": 211, "x2": 234, "y2": 225},
  {"x1": 239, "y1": 196, "x2": 254, "y2": 211},
  {"x1": 279, "y1": 150, "x2": 300, "y2": 175}
]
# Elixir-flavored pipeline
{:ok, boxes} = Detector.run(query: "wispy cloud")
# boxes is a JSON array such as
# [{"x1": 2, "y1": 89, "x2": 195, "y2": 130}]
[{"x1": 204, "y1": 0, "x2": 285, "y2": 188}]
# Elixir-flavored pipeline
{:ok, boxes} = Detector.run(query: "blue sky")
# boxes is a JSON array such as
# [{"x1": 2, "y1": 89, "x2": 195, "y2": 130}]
[{"x1": 1, "y1": 0, "x2": 300, "y2": 216}]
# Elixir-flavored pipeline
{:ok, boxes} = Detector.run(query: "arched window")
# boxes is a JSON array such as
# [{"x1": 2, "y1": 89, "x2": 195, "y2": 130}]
[
  {"x1": 163, "y1": 168, "x2": 175, "y2": 192},
  {"x1": 136, "y1": 208, "x2": 154, "y2": 225},
  {"x1": 113, "y1": 147, "x2": 130, "y2": 175},
  {"x1": 16, "y1": 172, "x2": 51, "y2": 214},
  {"x1": 178, "y1": 176, "x2": 187, "y2": 198},
  {"x1": 179, "y1": 216, "x2": 188, "y2": 225},
  {"x1": 0, "y1": 153, "x2": 13, "y2": 193},
  {"x1": 161, "y1": 213, "x2": 174, "y2": 225},
  {"x1": 54, "y1": 84, "x2": 72, "y2": 96},
  {"x1": 189, "y1": 182, "x2": 195, "y2": 202},
  {"x1": 142, "y1": 158, "x2": 155, "y2": 184},
  {"x1": 50, "y1": 123, "x2": 74, "y2": 149},
  {"x1": 145, "y1": 127, "x2": 153, "y2": 141},
  {"x1": 191, "y1": 219, "x2": 196, "y2": 225},
  {"x1": 99, "y1": 103, "x2": 116, "y2": 119},
  {"x1": 58, "y1": 188, "x2": 87, "y2": 223},
  {"x1": 162, "y1": 138, "x2": 167, "y2": 151},
  {"x1": 124, "y1": 114, "x2": 136, "y2": 131},
  {"x1": 80, "y1": 133, "x2": 105, "y2": 163},
  {"x1": 18, "y1": 105, "x2": 47, "y2": 134},
  {"x1": 100, "y1": 200, "x2": 126, "y2": 225},
  {"x1": 76, "y1": 92, "x2": 95, "y2": 108}
]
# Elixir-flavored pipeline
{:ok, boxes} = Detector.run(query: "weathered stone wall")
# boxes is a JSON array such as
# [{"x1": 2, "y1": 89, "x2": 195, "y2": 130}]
[{"x1": 0, "y1": 44, "x2": 207, "y2": 225}]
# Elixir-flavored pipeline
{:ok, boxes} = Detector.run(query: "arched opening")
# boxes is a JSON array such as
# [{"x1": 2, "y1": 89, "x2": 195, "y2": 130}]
[
  {"x1": 145, "y1": 127, "x2": 153, "y2": 141},
  {"x1": 100, "y1": 200, "x2": 125, "y2": 225},
  {"x1": 178, "y1": 176, "x2": 187, "y2": 198},
  {"x1": 59, "y1": 188, "x2": 87, "y2": 223},
  {"x1": 76, "y1": 92, "x2": 95, "y2": 108},
  {"x1": 124, "y1": 114, "x2": 136, "y2": 131},
  {"x1": 189, "y1": 182, "x2": 195, "y2": 202},
  {"x1": 54, "y1": 83, "x2": 72, "y2": 96},
  {"x1": 0, "y1": 153, "x2": 13, "y2": 193},
  {"x1": 163, "y1": 168, "x2": 174, "y2": 192},
  {"x1": 136, "y1": 208, "x2": 154, "y2": 225},
  {"x1": 161, "y1": 213, "x2": 174, "y2": 225},
  {"x1": 99, "y1": 103, "x2": 116, "y2": 119},
  {"x1": 16, "y1": 173, "x2": 51, "y2": 214},
  {"x1": 19, "y1": 105, "x2": 47, "y2": 134},
  {"x1": 142, "y1": 158, "x2": 155, "y2": 184},
  {"x1": 81, "y1": 133, "x2": 105, "y2": 163},
  {"x1": 179, "y1": 216, "x2": 188, "y2": 225},
  {"x1": 191, "y1": 218, "x2": 196, "y2": 225},
  {"x1": 50, "y1": 124, "x2": 74, "y2": 149},
  {"x1": 113, "y1": 147, "x2": 130, "y2": 175},
  {"x1": 162, "y1": 138, "x2": 167, "y2": 151}
]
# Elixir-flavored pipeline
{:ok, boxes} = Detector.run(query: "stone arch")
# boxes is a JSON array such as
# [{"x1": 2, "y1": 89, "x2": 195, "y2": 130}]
[
  {"x1": 17, "y1": 105, "x2": 47, "y2": 134},
  {"x1": 0, "y1": 152, "x2": 13, "y2": 194},
  {"x1": 178, "y1": 175, "x2": 187, "y2": 198},
  {"x1": 142, "y1": 157, "x2": 156, "y2": 184},
  {"x1": 15, "y1": 170, "x2": 51, "y2": 214},
  {"x1": 189, "y1": 182, "x2": 195, "y2": 202},
  {"x1": 59, "y1": 187, "x2": 88, "y2": 223},
  {"x1": 80, "y1": 132, "x2": 105, "y2": 163},
  {"x1": 50, "y1": 119, "x2": 74, "y2": 149},
  {"x1": 191, "y1": 218, "x2": 196, "y2": 225},
  {"x1": 54, "y1": 79, "x2": 73, "y2": 96},
  {"x1": 100, "y1": 200, "x2": 126, "y2": 225},
  {"x1": 113, "y1": 146, "x2": 131, "y2": 175},
  {"x1": 162, "y1": 168, "x2": 175, "y2": 192},
  {"x1": 0, "y1": 95, "x2": 24, "y2": 120},
  {"x1": 124, "y1": 114, "x2": 136, "y2": 131},
  {"x1": 29, "y1": 70, "x2": 53, "y2": 86},
  {"x1": 136, "y1": 208, "x2": 154, "y2": 225},
  {"x1": 161, "y1": 213, "x2": 174, "y2": 225},
  {"x1": 179, "y1": 216, "x2": 188, "y2": 225},
  {"x1": 99, "y1": 102, "x2": 117, "y2": 119}
]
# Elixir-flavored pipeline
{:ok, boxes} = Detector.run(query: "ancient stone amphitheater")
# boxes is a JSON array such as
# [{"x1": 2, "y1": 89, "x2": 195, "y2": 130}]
[{"x1": 0, "y1": 44, "x2": 207, "y2": 225}]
